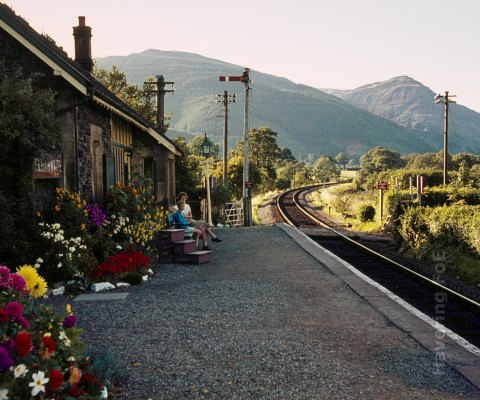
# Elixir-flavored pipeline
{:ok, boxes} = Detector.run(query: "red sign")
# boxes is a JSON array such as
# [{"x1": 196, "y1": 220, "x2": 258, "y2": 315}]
[
  {"x1": 377, "y1": 181, "x2": 388, "y2": 190},
  {"x1": 245, "y1": 182, "x2": 253, "y2": 189},
  {"x1": 219, "y1": 76, "x2": 244, "y2": 82}
]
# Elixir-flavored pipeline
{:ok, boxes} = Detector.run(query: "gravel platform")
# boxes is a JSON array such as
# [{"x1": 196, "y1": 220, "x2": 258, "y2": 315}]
[{"x1": 66, "y1": 226, "x2": 480, "y2": 399}]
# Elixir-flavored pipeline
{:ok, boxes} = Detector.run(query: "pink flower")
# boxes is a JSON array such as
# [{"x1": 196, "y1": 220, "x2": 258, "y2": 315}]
[
  {"x1": 9, "y1": 273, "x2": 26, "y2": 293},
  {"x1": 0, "y1": 266, "x2": 10, "y2": 287},
  {"x1": 18, "y1": 315, "x2": 30, "y2": 328},
  {"x1": 5, "y1": 301, "x2": 23, "y2": 319}
]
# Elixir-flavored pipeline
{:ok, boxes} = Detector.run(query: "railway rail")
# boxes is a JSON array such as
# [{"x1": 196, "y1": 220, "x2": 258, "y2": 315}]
[{"x1": 277, "y1": 186, "x2": 480, "y2": 351}]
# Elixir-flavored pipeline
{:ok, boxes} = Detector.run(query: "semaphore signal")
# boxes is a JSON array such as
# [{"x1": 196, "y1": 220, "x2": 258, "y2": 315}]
[{"x1": 219, "y1": 68, "x2": 252, "y2": 226}]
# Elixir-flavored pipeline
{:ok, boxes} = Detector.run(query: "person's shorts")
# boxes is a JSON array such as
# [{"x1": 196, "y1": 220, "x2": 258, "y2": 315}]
[{"x1": 192, "y1": 220, "x2": 208, "y2": 231}]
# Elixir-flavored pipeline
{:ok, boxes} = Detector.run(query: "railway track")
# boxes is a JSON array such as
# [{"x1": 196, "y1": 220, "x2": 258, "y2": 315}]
[{"x1": 277, "y1": 186, "x2": 480, "y2": 351}]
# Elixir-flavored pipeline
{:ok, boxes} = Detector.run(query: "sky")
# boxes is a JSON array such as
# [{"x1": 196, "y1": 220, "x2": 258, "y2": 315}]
[{"x1": 5, "y1": 0, "x2": 480, "y2": 112}]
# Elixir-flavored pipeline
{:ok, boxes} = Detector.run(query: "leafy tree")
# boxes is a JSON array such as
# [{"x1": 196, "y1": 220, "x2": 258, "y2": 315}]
[
  {"x1": 230, "y1": 127, "x2": 284, "y2": 192},
  {"x1": 357, "y1": 146, "x2": 406, "y2": 186},
  {"x1": 335, "y1": 152, "x2": 349, "y2": 170},
  {"x1": 94, "y1": 65, "x2": 160, "y2": 127},
  {"x1": 171, "y1": 137, "x2": 202, "y2": 193},
  {"x1": 405, "y1": 151, "x2": 444, "y2": 170},
  {"x1": 0, "y1": 66, "x2": 58, "y2": 265},
  {"x1": 313, "y1": 155, "x2": 340, "y2": 182}
]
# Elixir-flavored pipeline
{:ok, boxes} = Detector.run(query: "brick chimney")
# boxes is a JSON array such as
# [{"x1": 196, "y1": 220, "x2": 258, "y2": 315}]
[{"x1": 73, "y1": 16, "x2": 93, "y2": 72}]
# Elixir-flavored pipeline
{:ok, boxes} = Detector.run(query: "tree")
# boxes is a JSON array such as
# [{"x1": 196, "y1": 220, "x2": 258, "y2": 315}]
[
  {"x1": 94, "y1": 65, "x2": 158, "y2": 126},
  {"x1": 357, "y1": 146, "x2": 406, "y2": 185},
  {"x1": 230, "y1": 127, "x2": 285, "y2": 192},
  {"x1": 313, "y1": 155, "x2": 340, "y2": 182},
  {"x1": 335, "y1": 152, "x2": 349, "y2": 170},
  {"x1": 171, "y1": 137, "x2": 202, "y2": 192},
  {"x1": 0, "y1": 66, "x2": 58, "y2": 265}
]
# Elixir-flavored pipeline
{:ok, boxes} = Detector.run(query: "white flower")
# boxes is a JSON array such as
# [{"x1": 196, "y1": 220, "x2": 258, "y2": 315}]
[
  {"x1": 58, "y1": 254, "x2": 63, "y2": 257},
  {"x1": 53, "y1": 223, "x2": 61, "y2": 230},
  {"x1": 125, "y1": 217, "x2": 129, "y2": 222},
  {"x1": 69, "y1": 247, "x2": 76, "y2": 253},
  {"x1": 59, "y1": 331, "x2": 72, "y2": 347},
  {"x1": 68, "y1": 356, "x2": 76, "y2": 362},
  {"x1": 13, "y1": 364, "x2": 28, "y2": 378},
  {"x1": 36, "y1": 257, "x2": 43, "y2": 263},
  {"x1": 0, "y1": 388, "x2": 8, "y2": 400},
  {"x1": 34, "y1": 263, "x2": 40, "y2": 269},
  {"x1": 29, "y1": 371, "x2": 49, "y2": 397},
  {"x1": 57, "y1": 262, "x2": 63, "y2": 268}
]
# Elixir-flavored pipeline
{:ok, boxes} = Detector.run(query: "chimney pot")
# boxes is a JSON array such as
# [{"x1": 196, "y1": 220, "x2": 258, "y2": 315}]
[{"x1": 78, "y1": 16, "x2": 86, "y2": 27}]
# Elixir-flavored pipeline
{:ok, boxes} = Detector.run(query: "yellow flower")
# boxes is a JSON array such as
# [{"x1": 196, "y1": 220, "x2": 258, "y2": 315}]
[
  {"x1": 31, "y1": 275, "x2": 48, "y2": 298},
  {"x1": 16, "y1": 265, "x2": 39, "y2": 288},
  {"x1": 81, "y1": 223, "x2": 86, "y2": 231},
  {"x1": 36, "y1": 211, "x2": 41, "y2": 217},
  {"x1": 66, "y1": 304, "x2": 72, "y2": 315},
  {"x1": 55, "y1": 205, "x2": 61, "y2": 212},
  {"x1": 17, "y1": 265, "x2": 48, "y2": 298}
]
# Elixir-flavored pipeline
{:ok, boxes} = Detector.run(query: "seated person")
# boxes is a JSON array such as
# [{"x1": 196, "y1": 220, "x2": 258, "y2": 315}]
[
  {"x1": 173, "y1": 201, "x2": 211, "y2": 251},
  {"x1": 174, "y1": 192, "x2": 222, "y2": 243}
]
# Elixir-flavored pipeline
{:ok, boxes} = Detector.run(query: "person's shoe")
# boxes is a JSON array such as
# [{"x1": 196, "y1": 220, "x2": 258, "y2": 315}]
[
  {"x1": 212, "y1": 237, "x2": 222, "y2": 243},
  {"x1": 203, "y1": 246, "x2": 211, "y2": 251}
]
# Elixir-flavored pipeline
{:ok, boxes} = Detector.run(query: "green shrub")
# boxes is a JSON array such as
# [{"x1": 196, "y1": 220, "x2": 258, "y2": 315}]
[
  {"x1": 358, "y1": 204, "x2": 375, "y2": 222},
  {"x1": 119, "y1": 271, "x2": 144, "y2": 285}
]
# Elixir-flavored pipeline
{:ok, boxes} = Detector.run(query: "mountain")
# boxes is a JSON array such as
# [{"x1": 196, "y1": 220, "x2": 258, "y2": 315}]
[
  {"x1": 96, "y1": 50, "x2": 437, "y2": 160},
  {"x1": 323, "y1": 76, "x2": 480, "y2": 154}
]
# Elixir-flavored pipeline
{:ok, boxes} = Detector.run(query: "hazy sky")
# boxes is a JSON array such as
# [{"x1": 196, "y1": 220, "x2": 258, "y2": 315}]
[{"x1": 5, "y1": 0, "x2": 480, "y2": 112}]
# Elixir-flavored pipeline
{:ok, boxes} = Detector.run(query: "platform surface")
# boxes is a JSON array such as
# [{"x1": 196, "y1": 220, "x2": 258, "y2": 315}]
[{"x1": 67, "y1": 225, "x2": 480, "y2": 399}]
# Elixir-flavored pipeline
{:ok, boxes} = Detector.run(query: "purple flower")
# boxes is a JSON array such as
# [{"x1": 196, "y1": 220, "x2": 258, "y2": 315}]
[
  {"x1": 3, "y1": 338, "x2": 13, "y2": 352},
  {"x1": 0, "y1": 347, "x2": 14, "y2": 372},
  {"x1": 0, "y1": 266, "x2": 10, "y2": 288},
  {"x1": 62, "y1": 314, "x2": 77, "y2": 329},
  {"x1": 9, "y1": 273, "x2": 26, "y2": 293},
  {"x1": 85, "y1": 203, "x2": 108, "y2": 227},
  {"x1": 5, "y1": 301, "x2": 23, "y2": 319}
]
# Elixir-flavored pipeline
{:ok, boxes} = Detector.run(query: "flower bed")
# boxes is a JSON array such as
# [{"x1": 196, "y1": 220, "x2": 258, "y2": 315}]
[{"x1": 1, "y1": 265, "x2": 109, "y2": 398}]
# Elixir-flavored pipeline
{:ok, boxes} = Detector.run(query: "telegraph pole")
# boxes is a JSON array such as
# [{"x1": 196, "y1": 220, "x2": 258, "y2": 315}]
[
  {"x1": 145, "y1": 75, "x2": 174, "y2": 134},
  {"x1": 219, "y1": 68, "x2": 252, "y2": 226},
  {"x1": 434, "y1": 91, "x2": 456, "y2": 185},
  {"x1": 216, "y1": 91, "x2": 237, "y2": 184}
]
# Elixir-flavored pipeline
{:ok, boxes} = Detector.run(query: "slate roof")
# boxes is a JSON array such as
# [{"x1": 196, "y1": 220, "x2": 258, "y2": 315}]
[{"x1": 0, "y1": 3, "x2": 180, "y2": 155}]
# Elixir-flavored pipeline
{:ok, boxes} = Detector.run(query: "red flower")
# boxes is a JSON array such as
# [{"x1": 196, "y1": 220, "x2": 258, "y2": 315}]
[
  {"x1": 48, "y1": 369, "x2": 64, "y2": 391},
  {"x1": 14, "y1": 331, "x2": 32, "y2": 357},
  {"x1": 0, "y1": 309, "x2": 7, "y2": 323},
  {"x1": 40, "y1": 335, "x2": 56, "y2": 359},
  {"x1": 95, "y1": 251, "x2": 149, "y2": 277},
  {"x1": 41, "y1": 335, "x2": 56, "y2": 352}
]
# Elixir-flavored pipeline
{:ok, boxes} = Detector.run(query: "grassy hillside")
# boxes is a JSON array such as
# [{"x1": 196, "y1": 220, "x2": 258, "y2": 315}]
[{"x1": 96, "y1": 50, "x2": 435, "y2": 159}]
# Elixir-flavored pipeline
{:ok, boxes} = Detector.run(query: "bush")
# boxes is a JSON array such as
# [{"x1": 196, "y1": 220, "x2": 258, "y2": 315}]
[
  {"x1": 119, "y1": 271, "x2": 144, "y2": 285},
  {"x1": 358, "y1": 204, "x2": 375, "y2": 222}
]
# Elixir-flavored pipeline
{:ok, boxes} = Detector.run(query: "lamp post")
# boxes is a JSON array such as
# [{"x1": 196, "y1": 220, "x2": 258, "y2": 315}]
[
  {"x1": 201, "y1": 133, "x2": 213, "y2": 226},
  {"x1": 434, "y1": 91, "x2": 456, "y2": 186}
]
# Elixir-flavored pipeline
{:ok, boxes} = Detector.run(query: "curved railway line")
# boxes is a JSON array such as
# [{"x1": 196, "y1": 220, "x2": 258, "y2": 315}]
[{"x1": 276, "y1": 185, "x2": 480, "y2": 351}]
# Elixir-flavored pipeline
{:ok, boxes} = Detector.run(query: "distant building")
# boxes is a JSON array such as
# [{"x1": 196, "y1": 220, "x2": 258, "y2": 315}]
[{"x1": 0, "y1": 4, "x2": 180, "y2": 207}]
